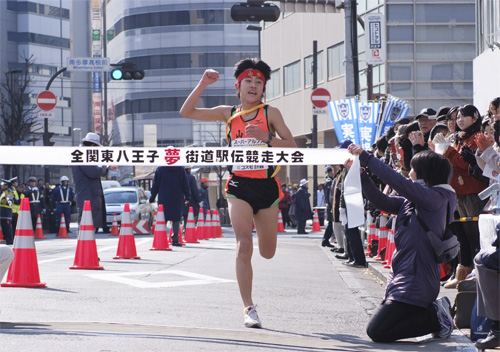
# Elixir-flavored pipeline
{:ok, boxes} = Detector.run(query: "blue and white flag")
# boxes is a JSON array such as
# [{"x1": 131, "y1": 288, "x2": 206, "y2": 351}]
[
  {"x1": 376, "y1": 96, "x2": 409, "y2": 139},
  {"x1": 357, "y1": 101, "x2": 381, "y2": 150},
  {"x1": 328, "y1": 98, "x2": 360, "y2": 145}
]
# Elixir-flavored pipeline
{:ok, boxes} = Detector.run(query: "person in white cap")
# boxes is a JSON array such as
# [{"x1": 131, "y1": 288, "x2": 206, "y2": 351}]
[
  {"x1": 180, "y1": 58, "x2": 296, "y2": 329},
  {"x1": 294, "y1": 179, "x2": 313, "y2": 234},
  {"x1": 72, "y1": 132, "x2": 109, "y2": 233}
]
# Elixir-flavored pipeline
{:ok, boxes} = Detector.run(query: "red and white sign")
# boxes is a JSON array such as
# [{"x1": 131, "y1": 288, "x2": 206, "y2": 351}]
[
  {"x1": 311, "y1": 88, "x2": 331, "y2": 109},
  {"x1": 132, "y1": 220, "x2": 151, "y2": 234},
  {"x1": 37, "y1": 90, "x2": 57, "y2": 111}
]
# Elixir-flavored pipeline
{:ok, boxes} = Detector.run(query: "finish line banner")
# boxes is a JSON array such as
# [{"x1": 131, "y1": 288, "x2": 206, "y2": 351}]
[{"x1": 0, "y1": 146, "x2": 350, "y2": 166}]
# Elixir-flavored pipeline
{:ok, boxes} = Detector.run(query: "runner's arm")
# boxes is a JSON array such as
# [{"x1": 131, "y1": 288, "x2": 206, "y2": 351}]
[{"x1": 180, "y1": 69, "x2": 230, "y2": 122}]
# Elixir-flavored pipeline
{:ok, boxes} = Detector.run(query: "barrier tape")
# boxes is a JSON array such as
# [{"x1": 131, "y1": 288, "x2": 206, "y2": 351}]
[{"x1": 0, "y1": 146, "x2": 350, "y2": 166}]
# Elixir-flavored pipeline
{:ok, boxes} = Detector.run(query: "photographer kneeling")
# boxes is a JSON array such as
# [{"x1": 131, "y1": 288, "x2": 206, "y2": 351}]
[{"x1": 345, "y1": 144, "x2": 457, "y2": 342}]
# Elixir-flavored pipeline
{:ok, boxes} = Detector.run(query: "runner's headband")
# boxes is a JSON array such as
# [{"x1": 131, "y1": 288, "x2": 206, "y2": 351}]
[{"x1": 236, "y1": 69, "x2": 266, "y2": 84}]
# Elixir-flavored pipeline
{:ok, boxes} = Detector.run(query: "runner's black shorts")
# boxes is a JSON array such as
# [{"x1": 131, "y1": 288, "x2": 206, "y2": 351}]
[{"x1": 225, "y1": 174, "x2": 283, "y2": 214}]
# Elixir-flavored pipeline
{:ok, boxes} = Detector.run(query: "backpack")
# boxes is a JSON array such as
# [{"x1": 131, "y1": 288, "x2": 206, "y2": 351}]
[{"x1": 415, "y1": 205, "x2": 461, "y2": 264}]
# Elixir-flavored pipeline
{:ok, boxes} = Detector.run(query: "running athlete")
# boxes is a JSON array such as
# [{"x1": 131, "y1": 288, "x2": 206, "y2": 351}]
[{"x1": 180, "y1": 58, "x2": 296, "y2": 328}]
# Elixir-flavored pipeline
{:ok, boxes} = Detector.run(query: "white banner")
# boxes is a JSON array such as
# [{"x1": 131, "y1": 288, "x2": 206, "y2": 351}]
[{"x1": 0, "y1": 146, "x2": 351, "y2": 166}]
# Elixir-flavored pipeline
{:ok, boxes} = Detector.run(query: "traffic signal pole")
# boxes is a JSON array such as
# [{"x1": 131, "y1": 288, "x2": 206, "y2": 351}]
[
  {"x1": 312, "y1": 40, "x2": 318, "y2": 207},
  {"x1": 44, "y1": 67, "x2": 67, "y2": 182}
]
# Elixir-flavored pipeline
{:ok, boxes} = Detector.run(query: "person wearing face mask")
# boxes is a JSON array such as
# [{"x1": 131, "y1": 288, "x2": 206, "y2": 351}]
[
  {"x1": 180, "y1": 59, "x2": 296, "y2": 329},
  {"x1": 433, "y1": 104, "x2": 488, "y2": 289}
]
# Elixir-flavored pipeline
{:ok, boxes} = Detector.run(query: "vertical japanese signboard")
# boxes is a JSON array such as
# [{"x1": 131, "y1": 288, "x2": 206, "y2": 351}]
[
  {"x1": 365, "y1": 13, "x2": 386, "y2": 65},
  {"x1": 91, "y1": 0, "x2": 102, "y2": 133}
]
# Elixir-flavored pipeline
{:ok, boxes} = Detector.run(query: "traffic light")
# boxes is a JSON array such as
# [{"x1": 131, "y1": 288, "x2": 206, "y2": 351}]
[
  {"x1": 110, "y1": 63, "x2": 145, "y2": 80},
  {"x1": 43, "y1": 132, "x2": 55, "y2": 146},
  {"x1": 231, "y1": 2, "x2": 280, "y2": 22}
]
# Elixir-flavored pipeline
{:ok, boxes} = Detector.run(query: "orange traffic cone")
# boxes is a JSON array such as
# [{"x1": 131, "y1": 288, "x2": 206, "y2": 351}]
[
  {"x1": 312, "y1": 209, "x2": 321, "y2": 232},
  {"x1": 2, "y1": 198, "x2": 46, "y2": 287},
  {"x1": 150, "y1": 204, "x2": 171, "y2": 251},
  {"x1": 205, "y1": 210, "x2": 214, "y2": 239},
  {"x1": 184, "y1": 207, "x2": 199, "y2": 243},
  {"x1": 109, "y1": 213, "x2": 119, "y2": 236},
  {"x1": 57, "y1": 213, "x2": 70, "y2": 238},
  {"x1": 277, "y1": 210, "x2": 285, "y2": 232},
  {"x1": 150, "y1": 211, "x2": 157, "y2": 235},
  {"x1": 69, "y1": 200, "x2": 103, "y2": 270},
  {"x1": 214, "y1": 210, "x2": 223, "y2": 238},
  {"x1": 114, "y1": 204, "x2": 140, "y2": 259},
  {"x1": 196, "y1": 210, "x2": 206, "y2": 240},
  {"x1": 34, "y1": 214, "x2": 46, "y2": 239}
]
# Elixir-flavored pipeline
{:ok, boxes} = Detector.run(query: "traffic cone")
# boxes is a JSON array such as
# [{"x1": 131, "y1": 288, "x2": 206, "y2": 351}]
[
  {"x1": 150, "y1": 204, "x2": 171, "y2": 251},
  {"x1": 277, "y1": 210, "x2": 285, "y2": 233},
  {"x1": 196, "y1": 210, "x2": 206, "y2": 240},
  {"x1": 114, "y1": 204, "x2": 141, "y2": 259},
  {"x1": 178, "y1": 226, "x2": 186, "y2": 245},
  {"x1": 150, "y1": 211, "x2": 157, "y2": 235},
  {"x1": 365, "y1": 213, "x2": 375, "y2": 255},
  {"x1": 312, "y1": 209, "x2": 321, "y2": 232},
  {"x1": 109, "y1": 213, "x2": 119, "y2": 236},
  {"x1": 2, "y1": 198, "x2": 46, "y2": 287},
  {"x1": 375, "y1": 214, "x2": 388, "y2": 261},
  {"x1": 57, "y1": 213, "x2": 70, "y2": 238},
  {"x1": 205, "y1": 210, "x2": 213, "y2": 239},
  {"x1": 184, "y1": 207, "x2": 199, "y2": 243},
  {"x1": 0, "y1": 223, "x2": 4, "y2": 240},
  {"x1": 34, "y1": 214, "x2": 46, "y2": 239},
  {"x1": 69, "y1": 200, "x2": 104, "y2": 270},
  {"x1": 384, "y1": 217, "x2": 397, "y2": 269},
  {"x1": 214, "y1": 210, "x2": 223, "y2": 238}
]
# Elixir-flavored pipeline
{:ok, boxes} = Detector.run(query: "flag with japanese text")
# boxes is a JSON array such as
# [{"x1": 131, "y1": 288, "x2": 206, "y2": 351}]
[
  {"x1": 328, "y1": 98, "x2": 360, "y2": 145},
  {"x1": 376, "y1": 96, "x2": 409, "y2": 139},
  {"x1": 357, "y1": 101, "x2": 381, "y2": 150}
]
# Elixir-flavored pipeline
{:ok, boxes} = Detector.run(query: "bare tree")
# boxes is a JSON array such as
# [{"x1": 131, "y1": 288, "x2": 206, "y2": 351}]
[{"x1": 0, "y1": 57, "x2": 41, "y2": 178}]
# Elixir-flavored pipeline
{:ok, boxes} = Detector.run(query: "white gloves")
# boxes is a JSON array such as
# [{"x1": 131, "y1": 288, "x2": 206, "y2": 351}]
[
  {"x1": 199, "y1": 201, "x2": 204, "y2": 208},
  {"x1": 340, "y1": 208, "x2": 347, "y2": 226}
]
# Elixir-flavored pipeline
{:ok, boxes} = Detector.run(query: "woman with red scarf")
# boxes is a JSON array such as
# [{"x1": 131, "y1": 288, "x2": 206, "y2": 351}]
[{"x1": 440, "y1": 104, "x2": 488, "y2": 288}]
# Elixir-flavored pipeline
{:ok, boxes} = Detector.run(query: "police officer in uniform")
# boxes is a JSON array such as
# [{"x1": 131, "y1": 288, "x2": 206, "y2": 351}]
[
  {"x1": 0, "y1": 177, "x2": 19, "y2": 245},
  {"x1": 23, "y1": 177, "x2": 45, "y2": 232},
  {"x1": 10, "y1": 177, "x2": 22, "y2": 235},
  {"x1": 51, "y1": 176, "x2": 74, "y2": 233}
]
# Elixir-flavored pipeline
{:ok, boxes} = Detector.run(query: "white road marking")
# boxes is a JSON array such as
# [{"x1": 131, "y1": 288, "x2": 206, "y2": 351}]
[
  {"x1": 86, "y1": 270, "x2": 235, "y2": 288},
  {"x1": 38, "y1": 238, "x2": 151, "y2": 264}
]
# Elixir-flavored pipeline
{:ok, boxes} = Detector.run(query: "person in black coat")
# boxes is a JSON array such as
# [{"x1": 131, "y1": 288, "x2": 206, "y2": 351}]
[
  {"x1": 150, "y1": 166, "x2": 190, "y2": 246},
  {"x1": 72, "y1": 133, "x2": 109, "y2": 233},
  {"x1": 183, "y1": 166, "x2": 202, "y2": 226},
  {"x1": 295, "y1": 179, "x2": 312, "y2": 234}
]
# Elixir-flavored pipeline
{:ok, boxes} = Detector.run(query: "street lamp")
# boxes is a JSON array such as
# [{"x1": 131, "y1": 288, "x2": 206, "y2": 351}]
[
  {"x1": 246, "y1": 24, "x2": 262, "y2": 59},
  {"x1": 73, "y1": 128, "x2": 81, "y2": 146}
]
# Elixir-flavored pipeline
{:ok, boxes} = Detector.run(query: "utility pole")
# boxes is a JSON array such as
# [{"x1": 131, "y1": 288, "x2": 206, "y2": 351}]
[
  {"x1": 344, "y1": 0, "x2": 360, "y2": 97},
  {"x1": 312, "y1": 40, "x2": 318, "y2": 207}
]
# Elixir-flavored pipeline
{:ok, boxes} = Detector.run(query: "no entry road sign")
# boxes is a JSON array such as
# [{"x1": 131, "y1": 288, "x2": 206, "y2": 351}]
[
  {"x1": 37, "y1": 90, "x2": 57, "y2": 111},
  {"x1": 311, "y1": 88, "x2": 331, "y2": 109}
]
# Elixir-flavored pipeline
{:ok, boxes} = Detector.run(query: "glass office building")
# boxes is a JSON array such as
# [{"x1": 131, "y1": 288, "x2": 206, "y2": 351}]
[{"x1": 105, "y1": 0, "x2": 258, "y2": 147}]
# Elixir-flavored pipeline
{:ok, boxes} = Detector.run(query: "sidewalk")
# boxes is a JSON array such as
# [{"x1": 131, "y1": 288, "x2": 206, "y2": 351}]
[{"x1": 303, "y1": 227, "x2": 478, "y2": 351}]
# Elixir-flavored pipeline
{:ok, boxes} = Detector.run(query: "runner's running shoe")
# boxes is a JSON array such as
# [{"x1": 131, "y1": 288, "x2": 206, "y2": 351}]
[
  {"x1": 244, "y1": 305, "x2": 262, "y2": 328},
  {"x1": 432, "y1": 296, "x2": 454, "y2": 338}
]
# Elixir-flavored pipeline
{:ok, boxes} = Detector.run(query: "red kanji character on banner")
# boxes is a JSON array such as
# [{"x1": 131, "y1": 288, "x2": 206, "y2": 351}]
[{"x1": 164, "y1": 148, "x2": 181, "y2": 165}]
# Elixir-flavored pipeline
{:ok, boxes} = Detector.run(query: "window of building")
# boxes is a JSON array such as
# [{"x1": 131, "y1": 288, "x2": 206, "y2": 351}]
[
  {"x1": 304, "y1": 51, "x2": 324, "y2": 88},
  {"x1": 415, "y1": 4, "x2": 475, "y2": 24},
  {"x1": 327, "y1": 43, "x2": 345, "y2": 80},
  {"x1": 387, "y1": 25, "x2": 413, "y2": 41},
  {"x1": 284, "y1": 61, "x2": 300, "y2": 94},
  {"x1": 387, "y1": 4, "x2": 413, "y2": 24},
  {"x1": 387, "y1": 44, "x2": 414, "y2": 60},
  {"x1": 266, "y1": 69, "x2": 280, "y2": 100},
  {"x1": 415, "y1": 25, "x2": 475, "y2": 42}
]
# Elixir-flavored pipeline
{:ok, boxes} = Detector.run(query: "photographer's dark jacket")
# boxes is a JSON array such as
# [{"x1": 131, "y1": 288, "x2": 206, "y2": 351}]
[{"x1": 359, "y1": 151, "x2": 456, "y2": 308}]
